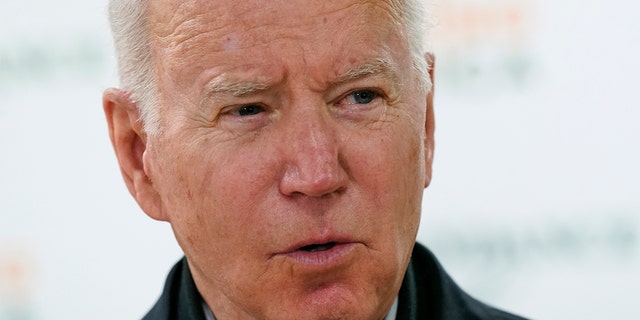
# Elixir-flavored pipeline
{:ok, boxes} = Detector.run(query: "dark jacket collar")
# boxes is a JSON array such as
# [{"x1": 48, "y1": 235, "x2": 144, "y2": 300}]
[{"x1": 142, "y1": 258, "x2": 206, "y2": 320}]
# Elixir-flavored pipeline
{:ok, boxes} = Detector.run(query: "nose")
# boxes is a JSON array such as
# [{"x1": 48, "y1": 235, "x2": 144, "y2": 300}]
[{"x1": 278, "y1": 105, "x2": 349, "y2": 198}]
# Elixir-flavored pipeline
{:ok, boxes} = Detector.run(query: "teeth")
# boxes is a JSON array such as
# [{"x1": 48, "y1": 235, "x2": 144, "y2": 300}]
[{"x1": 301, "y1": 242, "x2": 336, "y2": 252}]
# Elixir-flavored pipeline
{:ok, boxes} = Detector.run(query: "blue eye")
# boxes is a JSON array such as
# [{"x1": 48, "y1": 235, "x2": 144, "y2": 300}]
[
  {"x1": 348, "y1": 90, "x2": 378, "y2": 104},
  {"x1": 237, "y1": 104, "x2": 263, "y2": 116}
]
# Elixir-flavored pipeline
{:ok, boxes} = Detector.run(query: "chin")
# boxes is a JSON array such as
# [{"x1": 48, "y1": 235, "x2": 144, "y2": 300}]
[{"x1": 266, "y1": 282, "x2": 389, "y2": 320}]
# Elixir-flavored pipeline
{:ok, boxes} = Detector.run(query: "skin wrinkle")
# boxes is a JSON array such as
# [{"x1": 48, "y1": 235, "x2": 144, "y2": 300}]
[
  {"x1": 105, "y1": 0, "x2": 433, "y2": 319},
  {"x1": 192, "y1": 56, "x2": 405, "y2": 144},
  {"x1": 163, "y1": 4, "x2": 401, "y2": 108},
  {"x1": 166, "y1": 2, "x2": 392, "y2": 59},
  {"x1": 161, "y1": 3, "x2": 323, "y2": 55},
  {"x1": 109, "y1": 0, "x2": 431, "y2": 136},
  {"x1": 238, "y1": 2, "x2": 363, "y2": 36},
  {"x1": 198, "y1": 58, "x2": 401, "y2": 115}
]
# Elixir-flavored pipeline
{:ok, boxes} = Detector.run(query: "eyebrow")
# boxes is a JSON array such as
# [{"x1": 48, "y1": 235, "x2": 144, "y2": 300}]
[
  {"x1": 203, "y1": 76, "x2": 271, "y2": 97},
  {"x1": 332, "y1": 58, "x2": 399, "y2": 86},
  {"x1": 201, "y1": 57, "x2": 399, "y2": 102}
]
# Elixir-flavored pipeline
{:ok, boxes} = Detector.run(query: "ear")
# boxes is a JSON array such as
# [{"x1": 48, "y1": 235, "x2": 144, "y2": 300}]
[
  {"x1": 103, "y1": 88, "x2": 168, "y2": 221},
  {"x1": 424, "y1": 53, "x2": 435, "y2": 188}
]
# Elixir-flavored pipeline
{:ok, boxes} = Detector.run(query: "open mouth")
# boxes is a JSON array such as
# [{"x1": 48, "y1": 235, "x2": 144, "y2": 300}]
[
  {"x1": 299, "y1": 242, "x2": 337, "y2": 252},
  {"x1": 277, "y1": 240, "x2": 356, "y2": 265}
]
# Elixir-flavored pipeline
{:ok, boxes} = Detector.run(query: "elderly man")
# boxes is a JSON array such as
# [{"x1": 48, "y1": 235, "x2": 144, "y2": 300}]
[{"x1": 103, "y1": 0, "x2": 526, "y2": 319}]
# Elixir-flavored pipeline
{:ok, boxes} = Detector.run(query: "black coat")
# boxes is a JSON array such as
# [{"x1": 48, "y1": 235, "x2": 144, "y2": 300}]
[{"x1": 142, "y1": 243, "x2": 528, "y2": 320}]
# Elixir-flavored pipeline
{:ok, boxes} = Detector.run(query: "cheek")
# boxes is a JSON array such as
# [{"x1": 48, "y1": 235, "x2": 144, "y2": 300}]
[
  {"x1": 159, "y1": 140, "x2": 280, "y2": 253},
  {"x1": 357, "y1": 122, "x2": 424, "y2": 193},
  {"x1": 347, "y1": 121, "x2": 425, "y2": 233}
]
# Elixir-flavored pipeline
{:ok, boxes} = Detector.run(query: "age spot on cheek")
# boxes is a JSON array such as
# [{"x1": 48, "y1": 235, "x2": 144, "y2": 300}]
[{"x1": 222, "y1": 33, "x2": 241, "y2": 51}]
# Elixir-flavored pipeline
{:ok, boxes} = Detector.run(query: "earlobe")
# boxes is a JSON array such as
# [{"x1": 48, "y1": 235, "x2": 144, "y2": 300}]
[
  {"x1": 103, "y1": 89, "x2": 168, "y2": 221},
  {"x1": 423, "y1": 53, "x2": 435, "y2": 188}
]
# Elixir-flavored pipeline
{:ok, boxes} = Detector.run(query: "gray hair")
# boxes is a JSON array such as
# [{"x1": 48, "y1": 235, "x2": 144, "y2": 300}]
[{"x1": 108, "y1": 0, "x2": 432, "y2": 135}]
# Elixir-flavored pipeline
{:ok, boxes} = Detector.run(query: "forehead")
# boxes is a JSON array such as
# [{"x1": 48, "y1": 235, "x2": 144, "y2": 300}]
[
  {"x1": 147, "y1": 0, "x2": 411, "y2": 93},
  {"x1": 148, "y1": 0, "x2": 401, "y2": 33},
  {"x1": 148, "y1": 0, "x2": 403, "y2": 51}
]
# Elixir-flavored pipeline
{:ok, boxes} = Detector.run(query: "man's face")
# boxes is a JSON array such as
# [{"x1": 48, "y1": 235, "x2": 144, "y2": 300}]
[{"x1": 117, "y1": 0, "x2": 433, "y2": 319}]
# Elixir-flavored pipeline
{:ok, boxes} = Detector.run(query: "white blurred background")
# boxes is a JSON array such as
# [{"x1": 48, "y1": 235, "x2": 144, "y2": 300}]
[{"x1": 1, "y1": 0, "x2": 638, "y2": 319}]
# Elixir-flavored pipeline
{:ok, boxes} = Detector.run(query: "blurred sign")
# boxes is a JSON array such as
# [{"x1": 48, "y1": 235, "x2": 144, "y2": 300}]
[
  {"x1": 0, "y1": 244, "x2": 37, "y2": 320},
  {"x1": 0, "y1": 35, "x2": 105, "y2": 91},
  {"x1": 431, "y1": 0, "x2": 537, "y2": 94}
]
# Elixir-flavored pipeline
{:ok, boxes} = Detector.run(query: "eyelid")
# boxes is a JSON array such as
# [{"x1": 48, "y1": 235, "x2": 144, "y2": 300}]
[
  {"x1": 215, "y1": 102, "x2": 273, "y2": 133},
  {"x1": 334, "y1": 88, "x2": 385, "y2": 105},
  {"x1": 221, "y1": 102, "x2": 267, "y2": 115},
  {"x1": 235, "y1": 104, "x2": 265, "y2": 116}
]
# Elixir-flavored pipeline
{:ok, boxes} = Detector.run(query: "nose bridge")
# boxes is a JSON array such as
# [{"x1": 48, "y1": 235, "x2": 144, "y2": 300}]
[
  {"x1": 292, "y1": 108, "x2": 335, "y2": 164},
  {"x1": 279, "y1": 100, "x2": 347, "y2": 197}
]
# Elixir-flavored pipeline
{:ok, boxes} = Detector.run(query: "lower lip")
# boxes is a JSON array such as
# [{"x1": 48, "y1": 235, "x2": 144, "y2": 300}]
[{"x1": 282, "y1": 243, "x2": 359, "y2": 266}]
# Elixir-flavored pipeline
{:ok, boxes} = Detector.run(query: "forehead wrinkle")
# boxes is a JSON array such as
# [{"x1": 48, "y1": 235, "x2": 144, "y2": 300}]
[{"x1": 156, "y1": 17, "x2": 228, "y2": 57}]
